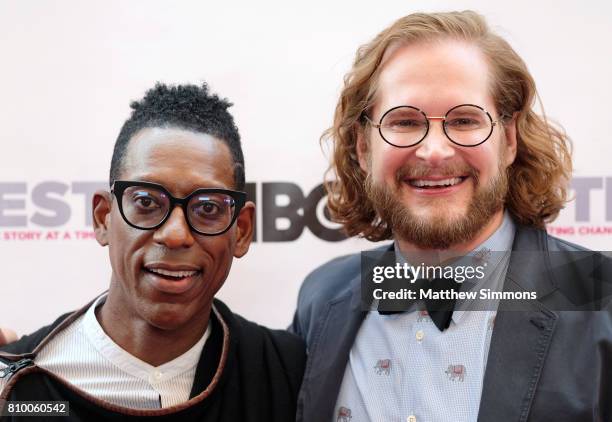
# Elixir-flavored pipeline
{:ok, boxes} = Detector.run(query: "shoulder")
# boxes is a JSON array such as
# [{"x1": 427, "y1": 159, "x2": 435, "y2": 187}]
[
  {"x1": 236, "y1": 314, "x2": 306, "y2": 360},
  {"x1": 515, "y1": 224, "x2": 591, "y2": 253},
  {"x1": 516, "y1": 225, "x2": 612, "y2": 308},
  {"x1": 213, "y1": 299, "x2": 305, "y2": 367},
  {"x1": 297, "y1": 243, "x2": 392, "y2": 308},
  {"x1": 0, "y1": 312, "x2": 73, "y2": 356},
  {"x1": 289, "y1": 244, "x2": 390, "y2": 341},
  {"x1": 544, "y1": 231, "x2": 591, "y2": 253},
  {"x1": 0, "y1": 312, "x2": 73, "y2": 392},
  {"x1": 299, "y1": 252, "x2": 360, "y2": 304},
  {"x1": 212, "y1": 299, "x2": 306, "y2": 398}
]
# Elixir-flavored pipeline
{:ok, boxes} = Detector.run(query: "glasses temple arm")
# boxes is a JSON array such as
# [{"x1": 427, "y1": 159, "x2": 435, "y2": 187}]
[{"x1": 362, "y1": 115, "x2": 381, "y2": 128}]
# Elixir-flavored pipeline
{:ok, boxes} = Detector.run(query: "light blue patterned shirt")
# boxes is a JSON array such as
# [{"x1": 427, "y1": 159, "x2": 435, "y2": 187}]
[{"x1": 334, "y1": 212, "x2": 516, "y2": 422}]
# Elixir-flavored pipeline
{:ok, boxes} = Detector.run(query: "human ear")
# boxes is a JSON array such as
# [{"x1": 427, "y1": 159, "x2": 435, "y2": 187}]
[
  {"x1": 233, "y1": 201, "x2": 255, "y2": 258},
  {"x1": 356, "y1": 130, "x2": 370, "y2": 173},
  {"x1": 92, "y1": 190, "x2": 112, "y2": 247},
  {"x1": 502, "y1": 113, "x2": 519, "y2": 167}
]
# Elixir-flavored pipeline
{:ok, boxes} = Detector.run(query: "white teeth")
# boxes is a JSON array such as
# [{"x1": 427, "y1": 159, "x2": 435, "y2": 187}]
[
  {"x1": 147, "y1": 268, "x2": 198, "y2": 278},
  {"x1": 410, "y1": 177, "x2": 463, "y2": 188}
]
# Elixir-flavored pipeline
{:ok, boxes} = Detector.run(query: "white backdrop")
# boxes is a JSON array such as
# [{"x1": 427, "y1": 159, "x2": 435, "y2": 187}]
[{"x1": 1, "y1": 0, "x2": 611, "y2": 335}]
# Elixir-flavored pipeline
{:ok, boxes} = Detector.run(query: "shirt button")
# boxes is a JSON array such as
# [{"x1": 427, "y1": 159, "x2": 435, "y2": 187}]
[
  {"x1": 415, "y1": 330, "x2": 424, "y2": 341},
  {"x1": 153, "y1": 370, "x2": 163, "y2": 380},
  {"x1": 408, "y1": 415, "x2": 417, "y2": 422}
]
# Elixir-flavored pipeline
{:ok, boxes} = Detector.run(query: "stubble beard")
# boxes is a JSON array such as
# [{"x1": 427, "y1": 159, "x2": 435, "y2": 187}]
[{"x1": 365, "y1": 156, "x2": 509, "y2": 250}]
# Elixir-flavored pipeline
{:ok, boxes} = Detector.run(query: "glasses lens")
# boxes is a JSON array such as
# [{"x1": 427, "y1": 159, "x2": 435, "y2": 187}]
[
  {"x1": 188, "y1": 193, "x2": 236, "y2": 234},
  {"x1": 445, "y1": 105, "x2": 492, "y2": 146},
  {"x1": 380, "y1": 106, "x2": 427, "y2": 147},
  {"x1": 121, "y1": 185, "x2": 170, "y2": 228}
]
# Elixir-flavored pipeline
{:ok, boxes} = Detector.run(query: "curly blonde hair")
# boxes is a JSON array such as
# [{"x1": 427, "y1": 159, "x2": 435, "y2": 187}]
[{"x1": 324, "y1": 10, "x2": 572, "y2": 241}]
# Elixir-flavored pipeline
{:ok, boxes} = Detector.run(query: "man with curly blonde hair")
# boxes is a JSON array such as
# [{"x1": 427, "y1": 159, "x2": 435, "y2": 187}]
[{"x1": 291, "y1": 10, "x2": 611, "y2": 422}]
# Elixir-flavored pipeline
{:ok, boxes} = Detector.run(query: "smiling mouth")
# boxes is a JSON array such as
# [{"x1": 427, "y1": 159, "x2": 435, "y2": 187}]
[
  {"x1": 144, "y1": 267, "x2": 201, "y2": 281},
  {"x1": 406, "y1": 176, "x2": 468, "y2": 189}
]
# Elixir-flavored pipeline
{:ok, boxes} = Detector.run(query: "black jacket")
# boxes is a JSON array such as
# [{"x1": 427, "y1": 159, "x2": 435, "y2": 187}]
[{"x1": 0, "y1": 298, "x2": 305, "y2": 421}]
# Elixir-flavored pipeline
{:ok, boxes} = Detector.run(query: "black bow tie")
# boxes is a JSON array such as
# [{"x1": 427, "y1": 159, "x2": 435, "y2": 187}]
[{"x1": 378, "y1": 277, "x2": 461, "y2": 331}]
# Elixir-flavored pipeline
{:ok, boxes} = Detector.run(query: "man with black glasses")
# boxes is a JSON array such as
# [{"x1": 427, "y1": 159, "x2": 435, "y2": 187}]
[
  {"x1": 0, "y1": 83, "x2": 305, "y2": 421},
  {"x1": 291, "y1": 10, "x2": 612, "y2": 422}
]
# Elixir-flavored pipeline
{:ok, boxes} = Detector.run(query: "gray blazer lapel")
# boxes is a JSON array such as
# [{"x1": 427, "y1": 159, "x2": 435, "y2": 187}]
[
  {"x1": 300, "y1": 273, "x2": 366, "y2": 422},
  {"x1": 478, "y1": 227, "x2": 558, "y2": 421}
]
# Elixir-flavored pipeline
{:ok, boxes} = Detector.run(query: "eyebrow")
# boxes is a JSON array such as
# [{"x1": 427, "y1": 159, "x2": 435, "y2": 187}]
[{"x1": 122, "y1": 176, "x2": 232, "y2": 192}]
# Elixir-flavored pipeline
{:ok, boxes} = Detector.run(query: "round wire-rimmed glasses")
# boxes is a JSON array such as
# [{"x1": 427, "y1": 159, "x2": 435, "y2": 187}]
[
  {"x1": 111, "y1": 180, "x2": 247, "y2": 236},
  {"x1": 364, "y1": 104, "x2": 503, "y2": 148}
]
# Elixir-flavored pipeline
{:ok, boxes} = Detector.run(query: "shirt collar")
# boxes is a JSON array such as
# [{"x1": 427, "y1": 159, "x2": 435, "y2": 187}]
[
  {"x1": 393, "y1": 211, "x2": 516, "y2": 325},
  {"x1": 82, "y1": 294, "x2": 211, "y2": 383}
]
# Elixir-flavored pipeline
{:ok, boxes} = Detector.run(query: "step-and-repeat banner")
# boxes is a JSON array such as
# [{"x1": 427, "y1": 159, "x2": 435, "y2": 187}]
[{"x1": 1, "y1": 1, "x2": 611, "y2": 335}]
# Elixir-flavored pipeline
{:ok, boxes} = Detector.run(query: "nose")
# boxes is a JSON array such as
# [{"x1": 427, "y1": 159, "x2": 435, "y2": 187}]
[
  {"x1": 153, "y1": 206, "x2": 196, "y2": 249},
  {"x1": 414, "y1": 119, "x2": 456, "y2": 165}
]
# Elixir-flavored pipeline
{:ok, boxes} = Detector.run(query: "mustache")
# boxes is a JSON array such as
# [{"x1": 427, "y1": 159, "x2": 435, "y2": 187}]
[{"x1": 396, "y1": 162, "x2": 479, "y2": 184}]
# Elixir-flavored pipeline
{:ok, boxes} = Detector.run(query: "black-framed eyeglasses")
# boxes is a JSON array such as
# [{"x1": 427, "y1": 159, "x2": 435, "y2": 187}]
[
  {"x1": 111, "y1": 181, "x2": 246, "y2": 236},
  {"x1": 364, "y1": 104, "x2": 504, "y2": 148}
]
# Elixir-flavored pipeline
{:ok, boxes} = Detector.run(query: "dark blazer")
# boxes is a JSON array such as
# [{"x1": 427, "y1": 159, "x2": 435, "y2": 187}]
[{"x1": 291, "y1": 225, "x2": 612, "y2": 422}]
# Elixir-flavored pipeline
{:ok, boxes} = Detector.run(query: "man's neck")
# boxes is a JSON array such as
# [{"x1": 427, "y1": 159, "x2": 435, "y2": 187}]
[
  {"x1": 96, "y1": 288, "x2": 211, "y2": 367},
  {"x1": 396, "y1": 210, "x2": 506, "y2": 264}
]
